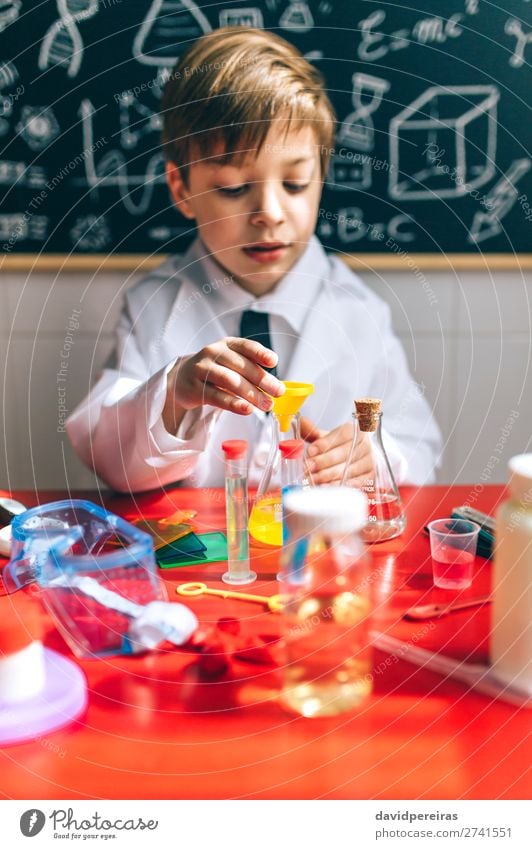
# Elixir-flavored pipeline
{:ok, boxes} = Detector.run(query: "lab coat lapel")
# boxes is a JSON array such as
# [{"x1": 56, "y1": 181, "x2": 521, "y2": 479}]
[
  {"x1": 260, "y1": 234, "x2": 345, "y2": 386},
  {"x1": 285, "y1": 285, "x2": 347, "y2": 386},
  {"x1": 157, "y1": 243, "x2": 228, "y2": 362}
]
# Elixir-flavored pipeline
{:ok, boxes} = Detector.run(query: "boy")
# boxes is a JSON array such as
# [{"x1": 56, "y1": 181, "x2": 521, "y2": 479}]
[{"x1": 67, "y1": 28, "x2": 441, "y2": 492}]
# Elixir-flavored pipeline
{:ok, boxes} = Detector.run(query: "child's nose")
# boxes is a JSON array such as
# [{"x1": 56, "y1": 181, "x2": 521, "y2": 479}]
[{"x1": 250, "y1": 185, "x2": 285, "y2": 227}]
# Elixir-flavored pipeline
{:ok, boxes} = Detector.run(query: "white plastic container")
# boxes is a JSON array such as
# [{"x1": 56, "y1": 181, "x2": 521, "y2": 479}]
[
  {"x1": 0, "y1": 596, "x2": 46, "y2": 704},
  {"x1": 490, "y1": 454, "x2": 532, "y2": 695},
  {"x1": 0, "y1": 595, "x2": 87, "y2": 746}
]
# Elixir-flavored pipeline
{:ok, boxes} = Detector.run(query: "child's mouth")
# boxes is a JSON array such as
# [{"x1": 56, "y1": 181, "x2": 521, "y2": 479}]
[{"x1": 243, "y1": 243, "x2": 289, "y2": 263}]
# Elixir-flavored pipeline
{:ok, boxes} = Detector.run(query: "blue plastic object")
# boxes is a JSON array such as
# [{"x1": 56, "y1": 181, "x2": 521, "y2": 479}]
[{"x1": 2, "y1": 500, "x2": 166, "y2": 658}]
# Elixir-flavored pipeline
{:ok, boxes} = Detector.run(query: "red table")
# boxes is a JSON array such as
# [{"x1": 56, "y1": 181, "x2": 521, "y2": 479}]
[{"x1": 0, "y1": 486, "x2": 529, "y2": 800}]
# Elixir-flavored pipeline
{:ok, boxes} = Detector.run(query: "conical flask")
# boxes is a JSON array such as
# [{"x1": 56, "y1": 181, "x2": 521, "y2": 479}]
[
  {"x1": 341, "y1": 398, "x2": 406, "y2": 542},
  {"x1": 133, "y1": 0, "x2": 212, "y2": 67},
  {"x1": 279, "y1": 2, "x2": 314, "y2": 33},
  {"x1": 249, "y1": 381, "x2": 314, "y2": 546}
]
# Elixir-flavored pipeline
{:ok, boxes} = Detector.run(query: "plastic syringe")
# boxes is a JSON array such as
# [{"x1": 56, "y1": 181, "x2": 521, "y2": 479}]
[{"x1": 221, "y1": 441, "x2": 256, "y2": 585}]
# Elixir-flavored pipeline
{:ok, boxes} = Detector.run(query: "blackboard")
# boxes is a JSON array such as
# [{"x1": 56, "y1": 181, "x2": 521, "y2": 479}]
[{"x1": 1, "y1": 0, "x2": 531, "y2": 266}]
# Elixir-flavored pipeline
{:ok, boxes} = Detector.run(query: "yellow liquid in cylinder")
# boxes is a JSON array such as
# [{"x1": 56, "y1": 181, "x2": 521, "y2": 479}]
[
  {"x1": 248, "y1": 496, "x2": 283, "y2": 546},
  {"x1": 282, "y1": 590, "x2": 372, "y2": 717}
]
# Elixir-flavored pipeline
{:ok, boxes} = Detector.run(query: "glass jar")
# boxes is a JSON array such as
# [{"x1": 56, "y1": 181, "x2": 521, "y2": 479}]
[{"x1": 279, "y1": 486, "x2": 373, "y2": 717}]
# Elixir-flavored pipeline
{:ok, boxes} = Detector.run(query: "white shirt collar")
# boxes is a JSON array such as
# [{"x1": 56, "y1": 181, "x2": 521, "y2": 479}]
[{"x1": 181, "y1": 236, "x2": 329, "y2": 335}]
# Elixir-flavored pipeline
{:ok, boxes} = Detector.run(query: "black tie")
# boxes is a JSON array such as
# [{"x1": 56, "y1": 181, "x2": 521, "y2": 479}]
[{"x1": 239, "y1": 310, "x2": 277, "y2": 376}]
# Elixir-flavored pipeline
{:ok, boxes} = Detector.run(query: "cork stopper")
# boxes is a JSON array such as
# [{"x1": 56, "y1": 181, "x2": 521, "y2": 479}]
[{"x1": 354, "y1": 398, "x2": 382, "y2": 432}]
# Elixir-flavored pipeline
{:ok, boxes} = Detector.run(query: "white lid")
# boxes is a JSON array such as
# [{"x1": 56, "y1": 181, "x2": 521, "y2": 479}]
[
  {"x1": 508, "y1": 453, "x2": 532, "y2": 501},
  {"x1": 0, "y1": 525, "x2": 12, "y2": 557},
  {"x1": 0, "y1": 498, "x2": 26, "y2": 517},
  {"x1": 283, "y1": 486, "x2": 368, "y2": 536}
]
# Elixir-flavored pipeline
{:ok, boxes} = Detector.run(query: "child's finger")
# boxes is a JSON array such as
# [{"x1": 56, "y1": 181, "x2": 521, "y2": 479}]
[
  {"x1": 311, "y1": 461, "x2": 346, "y2": 485},
  {"x1": 228, "y1": 338, "x2": 282, "y2": 383},
  {"x1": 300, "y1": 416, "x2": 325, "y2": 442},
  {"x1": 196, "y1": 365, "x2": 274, "y2": 412},
  {"x1": 307, "y1": 424, "x2": 352, "y2": 458},
  {"x1": 313, "y1": 452, "x2": 374, "y2": 486},
  {"x1": 216, "y1": 349, "x2": 281, "y2": 397},
  {"x1": 343, "y1": 454, "x2": 375, "y2": 484},
  {"x1": 306, "y1": 444, "x2": 347, "y2": 474},
  {"x1": 201, "y1": 384, "x2": 254, "y2": 415}
]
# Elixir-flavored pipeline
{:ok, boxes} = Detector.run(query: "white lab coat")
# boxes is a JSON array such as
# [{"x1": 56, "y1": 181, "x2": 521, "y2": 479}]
[{"x1": 66, "y1": 236, "x2": 442, "y2": 492}]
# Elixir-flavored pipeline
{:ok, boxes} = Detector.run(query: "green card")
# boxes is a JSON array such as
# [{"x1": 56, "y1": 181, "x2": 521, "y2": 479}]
[
  {"x1": 156, "y1": 532, "x2": 207, "y2": 561},
  {"x1": 156, "y1": 532, "x2": 228, "y2": 569}
]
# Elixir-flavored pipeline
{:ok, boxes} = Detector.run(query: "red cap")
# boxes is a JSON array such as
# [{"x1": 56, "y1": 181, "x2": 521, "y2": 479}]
[
  {"x1": 0, "y1": 595, "x2": 43, "y2": 656},
  {"x1": 279, "y1": 439, "x2": 305, "y2": 459},
  {"x1": 221, "y1": 440, "x2": 248, "y2": 460}
]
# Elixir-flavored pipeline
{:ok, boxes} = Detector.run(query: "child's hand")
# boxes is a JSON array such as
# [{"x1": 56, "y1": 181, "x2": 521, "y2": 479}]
[
  {"x1": 163, "y1": 337, "x2": 284, "y2": 432},
  {"x1": 301, "y1": 417, "x2": 373, "y2": 486}
]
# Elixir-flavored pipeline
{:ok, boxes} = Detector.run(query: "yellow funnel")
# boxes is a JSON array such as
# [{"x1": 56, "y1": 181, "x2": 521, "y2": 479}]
[{"x1": 272, "y1": 381, "x2": 314, "y2": 432}]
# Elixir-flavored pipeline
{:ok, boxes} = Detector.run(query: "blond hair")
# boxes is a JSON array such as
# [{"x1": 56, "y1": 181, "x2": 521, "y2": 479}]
[{"x1": 161, "y1": 27, "x2": 336, "y2": 181}]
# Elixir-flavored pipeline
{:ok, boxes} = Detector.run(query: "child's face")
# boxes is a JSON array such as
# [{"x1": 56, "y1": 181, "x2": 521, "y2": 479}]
[{"x1": 166, "y1": 125, "x2": 323, "y2": 295}]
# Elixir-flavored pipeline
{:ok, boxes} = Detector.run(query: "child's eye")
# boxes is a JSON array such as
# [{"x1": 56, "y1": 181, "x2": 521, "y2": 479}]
[
  {"x1": 284, "y1": 182, "x2": 309, "y2": 193},
  {"x1": 216, "y1": 185, "x2": 248, "y2": 197}
]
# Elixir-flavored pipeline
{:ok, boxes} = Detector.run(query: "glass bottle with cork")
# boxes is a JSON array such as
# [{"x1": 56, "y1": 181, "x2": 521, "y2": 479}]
[{"x1": 342, "y1": 397, "x2": 406, "y2": 542}]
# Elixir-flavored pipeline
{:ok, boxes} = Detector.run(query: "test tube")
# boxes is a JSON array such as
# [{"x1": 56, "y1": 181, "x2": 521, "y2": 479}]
[
  {"x1": 221, "y1": 440, "x2": 256, "y2": 585},
  {"x1": 280, "y1": 439, "x2": 306, "y2": 516},
  {"x1": 278, "y1": 439, "x2": 306, "y2": 582}
]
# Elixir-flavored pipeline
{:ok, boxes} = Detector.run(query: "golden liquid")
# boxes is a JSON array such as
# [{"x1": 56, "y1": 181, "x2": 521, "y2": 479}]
[
  {"x1": 282, "y1": 590, "x2": 372, "y2": 717},
  {"x1": 248, "y1": 496, "x2": 283, "y2": 546}
]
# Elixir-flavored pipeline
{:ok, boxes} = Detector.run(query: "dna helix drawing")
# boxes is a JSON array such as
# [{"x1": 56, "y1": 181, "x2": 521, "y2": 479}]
[{"x1": 38, "y1": 0, "x2": 99, "y2": 79}]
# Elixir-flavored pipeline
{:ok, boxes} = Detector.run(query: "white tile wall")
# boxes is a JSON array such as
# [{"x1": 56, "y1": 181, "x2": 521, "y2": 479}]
[
  {"x1": 4, "y1": 335, "x2": 112, "y2": 489},
  {"x1": 0, "y1": 338, "x2": 14, "y2": 487},
  {"x1": 451, "y1": 336, "x2": 532, "y2": 484},
  {"x1": 454, "y1": 273, "x2": 532, "y2": 334},
  {"x1": 361, "y1": 269, "x2": 457, "y2": 335},
  {"x1": 1, "y1": 269, "x2": 531, "y2": 489},
  {"x1": 396, "y1": 334, "x2": 455, "y2": 474},
  {"x1": 0, "y1": 294, "x2": 7, "y2": 335},
  {"x1": 4, "y1": 272, "x2": 134, "y2": 336}
]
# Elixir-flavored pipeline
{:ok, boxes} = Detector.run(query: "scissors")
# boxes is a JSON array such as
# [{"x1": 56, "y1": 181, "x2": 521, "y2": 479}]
[{"x1": 176, "y1": 582, "x2": 284, "y2": 613}]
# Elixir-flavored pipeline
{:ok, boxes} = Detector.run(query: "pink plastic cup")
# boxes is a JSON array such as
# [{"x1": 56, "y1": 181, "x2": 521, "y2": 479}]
[{"x1": 427, "y1": 518, "x2": 480, "y2": 590}]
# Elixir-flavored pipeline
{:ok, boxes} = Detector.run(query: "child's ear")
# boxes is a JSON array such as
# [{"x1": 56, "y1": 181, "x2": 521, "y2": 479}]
[{"x1": 165, "y1": 162, "x2": 196, "y2": 220}]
